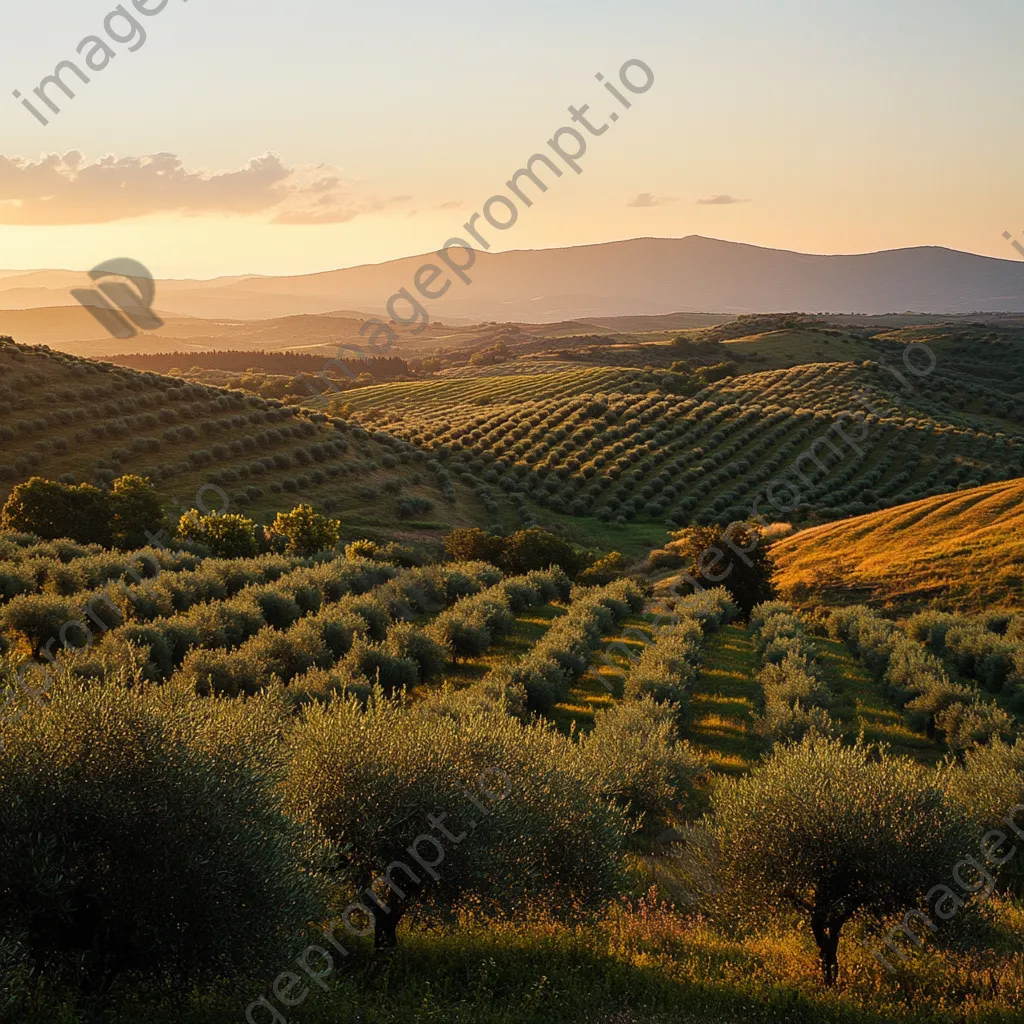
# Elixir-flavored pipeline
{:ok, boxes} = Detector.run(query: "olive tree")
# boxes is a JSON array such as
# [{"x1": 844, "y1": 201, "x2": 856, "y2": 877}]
[
  {"x1": 109, "y1": 474, "x2": 166, "y2": 549},
  {"x1": 948, "y1": 739, "x2": 1024, "y2": 889},
  {"x1": 268, "y1": 503, "x2": 341, "y2": 556},
  {"x1": 177, "y1": 509, "x2": 262, "y2": 558},
  {"x1": 706, "y1": 736, "x2": 974, "y2": 986},
  {"x1": 0, "y1": 666, "x2": 322, "y2": 995},
  {"x1": 581, "y1": 696, "x2": 704, "y2": 836},
  {"x1": 283, "y1": 689, "x2": 629, "y2": 948}
]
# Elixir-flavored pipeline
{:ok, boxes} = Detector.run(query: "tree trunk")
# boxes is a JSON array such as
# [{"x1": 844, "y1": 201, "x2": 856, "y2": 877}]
[
  {"x1": 811, "y1": 913, "x2": 841, "y2": 987},
  {"x1": 372, "y1": 903, "x2": 403, "y2": 950}
]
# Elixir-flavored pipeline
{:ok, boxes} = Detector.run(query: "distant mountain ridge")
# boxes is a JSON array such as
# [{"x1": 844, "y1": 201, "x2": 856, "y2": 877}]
[{"x1": 1, "y1": 236, "x2": 1023, "y2": 321}]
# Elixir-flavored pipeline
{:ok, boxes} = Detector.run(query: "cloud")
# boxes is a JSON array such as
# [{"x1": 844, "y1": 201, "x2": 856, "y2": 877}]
[
  {"x1": 626, "y1": 192, "x2": 678, "y2": 208},
  {"x1": 0, "y1": 152, "x2": 409, "y2": 226},
  {"x1": 437, "y1": 200, "x2": 464, "y2": 210},
  {"x1": 696, "y1": 193, "x2": 750, "y2": 205}
]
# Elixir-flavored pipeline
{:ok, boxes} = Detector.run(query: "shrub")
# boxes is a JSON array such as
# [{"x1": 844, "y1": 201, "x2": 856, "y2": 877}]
[
  {"x1": 177, "y1": 510, "x2": 263, "y2": 559},
  {"x1": 0, "y1": 594, "x2": 90, "y2": 659},
  {"x1": 577, "y1": 551, "x2": 625, "y2": 586},
  {"x1": 0, "y1": 670, "x2": 323, "y2": 994},
  {"x1": 345, "y1": 539, "x2": 420, "y2": 567},
  {"x1": 383, "y1": 623, "x2": 450, "y2": 681},
  {"x1": 109, "y1": 475, "x2": 167, "y2": 549},
  {"x1": 624, "y1": 618, "x2": 704, "y2": 709},
  {"x1": 267, "y1": 504, "x2": 341, "y2": 556},
  {"x1": 500, "y1": 579, "x2": 644, "y2": 712},
  {"x1": 501, "y1": 528, "x2": 588, "y2": 577},
  {"x1": 397, "y1": 496, "x2": 434, "y2": 518},
  {"x1": 934, "y1": 700, "x2": 1015, "y2": 755},
  {"x1": 443, "y1": 527, "x2": 506, "y2": 565},
  {"x1": 706, "y1": 736, "x2": 974, "y2": 986}
]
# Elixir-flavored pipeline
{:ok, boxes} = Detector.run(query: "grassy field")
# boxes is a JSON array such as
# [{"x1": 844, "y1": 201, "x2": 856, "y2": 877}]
[
  {"x1": 773, "y1": 478, "x2": 1024, "y2": 612},
  {"x1": 688, "y1": 624, "x2": 765, "y2": 776},
  {"x1": 721, "y1": 327, "x2": 884, "y2": 369}
]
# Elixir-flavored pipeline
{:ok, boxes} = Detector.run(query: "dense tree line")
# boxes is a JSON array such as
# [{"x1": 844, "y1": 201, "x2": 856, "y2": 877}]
[{"x1": 110, "y1": 351, "x2": 409, "y2": 379}]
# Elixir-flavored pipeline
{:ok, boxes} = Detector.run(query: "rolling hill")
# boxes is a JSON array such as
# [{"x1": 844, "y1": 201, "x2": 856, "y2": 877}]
[
  {"x1": 0, "y1": 336, "x2": 493, "y2": 536},
  {"x1": 772, "y1": 477, "x2": 1024, "y2": 611},
  {"x1": 333, "y1": 353, "x2": 1024, "y2": 530},
  {"x1": 3, "y1": 236, "x2": 1024, "y2": 322}
]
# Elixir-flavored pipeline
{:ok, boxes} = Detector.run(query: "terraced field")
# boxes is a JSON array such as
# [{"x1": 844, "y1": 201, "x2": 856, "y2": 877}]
[
  {"x1": 0, "y1": 337, "x2": 493, "y2": 532},
  {"x1": 339, "y1": 358, "x2": 1024, "y2": 529}
]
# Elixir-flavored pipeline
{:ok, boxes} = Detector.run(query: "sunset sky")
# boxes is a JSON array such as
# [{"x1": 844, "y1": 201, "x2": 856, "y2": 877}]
[{"x1": 0, "y1": 0, "x2": 1022, "y2": 278}]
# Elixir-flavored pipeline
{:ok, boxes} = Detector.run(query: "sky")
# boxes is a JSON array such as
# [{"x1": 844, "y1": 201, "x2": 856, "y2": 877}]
[{"x1": 0, "y1": 0, "x2": 1022, "y2": 278}]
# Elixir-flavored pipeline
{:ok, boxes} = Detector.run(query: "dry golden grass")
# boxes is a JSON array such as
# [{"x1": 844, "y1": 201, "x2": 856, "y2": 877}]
[{"x1": 773, "y1": 478, "x2": 1024, "y2": 612}]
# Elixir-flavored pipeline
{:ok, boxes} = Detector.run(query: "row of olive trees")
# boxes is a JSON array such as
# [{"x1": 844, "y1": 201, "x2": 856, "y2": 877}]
[
  {"x1": 828, "y1": 606, "x2": 1017, "y2": 755},
  {"x1": 78, "y1": 560, "x2": 489, "y2": 685},
  {"x1": 165, "y1": 561, "x2": 509, "y2": 698},
  {"x1": 623, "y1": 588, "x2": 738, "y2": 711},
  {"x1": 749, "y1": 602, "x2": 838, "y2": 742},
  {"x1": 0, "y1": 544, "x2": 201, "y2": 606},
  {"x1": 1, "y1": 594, "x2": 1023, "y2": 1004},
  {"x1": 581, "y1": 588, "x2": 739, "y2": 838},
  {"x1": 907, "y1": 608, "x2": 1024, "y2": 703},
  {"x1": 481, "y1": 578, "x2": 646, "y2": 713},
  {"x1": 0, "y1": 553, "x2": 382, "y2": 664}
]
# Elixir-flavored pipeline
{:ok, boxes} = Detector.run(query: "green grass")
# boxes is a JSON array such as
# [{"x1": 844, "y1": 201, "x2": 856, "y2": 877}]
[
  {"x1": 688, "y1": 625, "x2": 766, "y2": 777},
  {"x1": 811, "y1": 635, "x2": 939, "y2": 762},
  {"x1": 30, "y1": 898, "x2": 1024, "y2": 1024},
  {"x1": 550, "y1": 614, "x2": 652, "y2": 734},
  {"x1": 434, "y1": 605, "x2": 564, "y2": 694}
]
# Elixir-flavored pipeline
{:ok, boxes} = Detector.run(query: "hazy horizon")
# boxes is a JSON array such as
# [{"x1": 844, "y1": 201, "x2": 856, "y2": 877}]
[{"x1": 3, "y1": 232, "x2": 1024, "y2": 284}]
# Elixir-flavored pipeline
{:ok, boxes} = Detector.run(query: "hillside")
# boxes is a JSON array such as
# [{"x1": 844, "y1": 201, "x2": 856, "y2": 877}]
[
  {"x1": 4, "y1": 236, "x2": 1024, "y2": 322},
  {"x1": 0, "y1": 337, "x2": 493, "y2": 536},
  {"x1": 772, "y1": 477, "x2": 1024, "y2": 611},
  {"x1": 336, "y1": 356, "x2": 1024, "y2": 530}
]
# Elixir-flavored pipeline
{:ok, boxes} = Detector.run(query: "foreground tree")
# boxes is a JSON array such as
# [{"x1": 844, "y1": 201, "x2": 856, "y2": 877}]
[
  {"x1": 283, "y1": 689, "x2": 629, "y2": 948},
  {"x1": 0, "y1": 668, "x2": 322, "y2": 995},
  {"x1": 706, "y1": 736, "x2": 973, "y2": 986}
]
